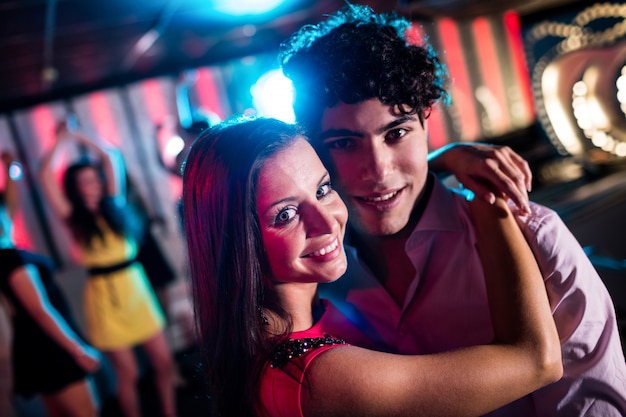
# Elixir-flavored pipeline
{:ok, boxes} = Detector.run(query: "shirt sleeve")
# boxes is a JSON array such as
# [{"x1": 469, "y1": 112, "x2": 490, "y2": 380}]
[
  {"x1": 519, "y1": 203, "x2": 626, "y2": 416},
  {"x1": 259, "y1": 344, "x2": 342, "y2": 417}
]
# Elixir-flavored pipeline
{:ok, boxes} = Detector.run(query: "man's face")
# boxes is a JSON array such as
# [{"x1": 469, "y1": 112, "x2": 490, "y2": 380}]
[{"x1": 318, "y1": 99, "x2": 429, "y2": 237}]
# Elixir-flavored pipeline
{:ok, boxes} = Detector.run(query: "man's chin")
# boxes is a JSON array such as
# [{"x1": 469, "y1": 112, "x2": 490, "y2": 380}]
[{"x1": 352, "y1": 216, "x2": 406, "y2": 238}]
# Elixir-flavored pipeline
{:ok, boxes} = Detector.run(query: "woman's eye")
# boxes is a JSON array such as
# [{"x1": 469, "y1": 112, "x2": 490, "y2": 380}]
[
  {"x1": 316, "y1": 182, "x2": 332, "y2": 199},
  {"x1": 275, "y1": 207, "x2": 297, "y2": 225}
]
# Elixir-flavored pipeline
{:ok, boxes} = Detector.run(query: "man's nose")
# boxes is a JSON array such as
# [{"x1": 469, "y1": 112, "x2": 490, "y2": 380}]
[{"x1": 362, "y1": 143, "x2": 393, "y2": 182}]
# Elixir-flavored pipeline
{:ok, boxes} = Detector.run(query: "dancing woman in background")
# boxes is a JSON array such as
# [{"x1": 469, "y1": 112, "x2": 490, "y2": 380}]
[
  {"x1": 39, "y1": 121, "x2": 177, "y2": 417},
  {"x1": 0, "y1": 151, "x2": 100, "y2": 417}
]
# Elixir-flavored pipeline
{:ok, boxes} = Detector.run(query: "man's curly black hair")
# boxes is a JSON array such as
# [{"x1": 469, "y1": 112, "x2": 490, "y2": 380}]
[{"x1": 279, "y1": 2, "x2": 448, "y2": 134}]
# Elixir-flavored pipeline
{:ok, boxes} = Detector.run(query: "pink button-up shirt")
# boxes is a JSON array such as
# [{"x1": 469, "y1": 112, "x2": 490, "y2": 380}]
[{"x1": 319, "y1": 176, "x2": 626, "y2": 416}]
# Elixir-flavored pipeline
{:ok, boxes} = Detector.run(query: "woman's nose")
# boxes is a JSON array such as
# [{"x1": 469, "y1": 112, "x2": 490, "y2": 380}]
[{"x1": 305, "y1": 204, "x2": 336, "y2": 237}]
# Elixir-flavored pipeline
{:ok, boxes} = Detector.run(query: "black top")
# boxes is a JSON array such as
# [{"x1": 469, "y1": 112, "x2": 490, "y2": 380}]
[{"x1": 0, "y1": 248, "x2": 87, "y2": 396}]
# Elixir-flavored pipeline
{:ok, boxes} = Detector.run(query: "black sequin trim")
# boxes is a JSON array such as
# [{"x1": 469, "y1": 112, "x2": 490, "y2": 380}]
[{"x1": 271, "y1": 334, "x2": 347, "y2": 368}]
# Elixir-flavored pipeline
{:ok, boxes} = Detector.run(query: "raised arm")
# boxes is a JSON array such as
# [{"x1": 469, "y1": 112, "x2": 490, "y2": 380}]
[
  {"x1": 65, "y1": 127, "x2": 124, "y2": 199},
  {"x1": 429, "y1": 142, "x2": 532, "y2": 214},
  {"x1": 303, "y1": 198, "x2": 562, "y2": 417},
  {"x1": 39, "y1": 122, "x2": 73, "y2": 219},
  {"x1": 39, "y1": 121, "x2": 126, "y2": 219},
  {"x1": 9, "y1": 264, "x2": 100, "y2": 372}
]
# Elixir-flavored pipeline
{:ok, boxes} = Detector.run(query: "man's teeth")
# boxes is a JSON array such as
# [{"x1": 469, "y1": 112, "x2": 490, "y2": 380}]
[
  {"x1": 311, "y1": 239, "x2": 339, "y2": 257},
  {"x1": 362, "y1": 191, "x2": 398, "y2": 202}
]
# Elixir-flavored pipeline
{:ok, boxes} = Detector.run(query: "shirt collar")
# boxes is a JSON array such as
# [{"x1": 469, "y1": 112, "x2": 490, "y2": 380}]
[
  {"x1": 412, "y1": 173, "x2": 467, "y2": 234},
  {"x1": 343, "y1": 173, "x2": 467, "y2": 251}
]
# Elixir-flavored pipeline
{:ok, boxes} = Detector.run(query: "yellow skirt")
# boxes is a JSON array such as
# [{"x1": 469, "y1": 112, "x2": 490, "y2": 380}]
[{"x1": 83, "y1": 262, "x2": 165, "y2": 350}]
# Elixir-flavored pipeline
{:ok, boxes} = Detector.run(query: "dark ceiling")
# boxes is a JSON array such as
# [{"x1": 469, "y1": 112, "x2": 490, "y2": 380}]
[{"x1": 0, "y1": 0, "x2": 587, "y2": 113}]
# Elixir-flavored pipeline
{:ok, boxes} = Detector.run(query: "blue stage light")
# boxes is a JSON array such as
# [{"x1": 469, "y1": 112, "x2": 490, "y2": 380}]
[{"x1": 214, "y1": 0, "x2": 287, "y2": 16}]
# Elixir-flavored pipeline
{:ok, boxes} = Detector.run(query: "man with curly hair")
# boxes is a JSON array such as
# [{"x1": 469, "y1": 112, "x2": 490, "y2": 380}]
[{"x1": 280, "y1": 3, "x2": 626, "y2": 416}]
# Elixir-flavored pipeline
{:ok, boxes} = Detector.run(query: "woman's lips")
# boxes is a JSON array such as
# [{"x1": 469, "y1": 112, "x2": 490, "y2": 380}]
[{"x1": 304, "y1": 238, "x2": 341, "y2": 259}]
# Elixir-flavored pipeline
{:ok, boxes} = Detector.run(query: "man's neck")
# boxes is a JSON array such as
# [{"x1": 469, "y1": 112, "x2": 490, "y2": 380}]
[
  {"x1": 347, "y1": 174, "x2": 434, "y2": 306},
  {"x1": 356, "y1": 232, "x2": 415, "y2": 306}
]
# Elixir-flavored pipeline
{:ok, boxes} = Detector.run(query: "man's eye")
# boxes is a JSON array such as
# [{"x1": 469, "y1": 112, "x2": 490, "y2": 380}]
[
  {"x1": 326, "y1": 138, "x2": 354, "y2": 150},
  {"x1": 275, "y1": 207, "x2": 297, "y2": 225},
  {"x1": 386, "y1": 128, "x2": 407, "y2": 141},
  {"x1": 316, "y1": 182, "x2": 332, "y2": 199}
]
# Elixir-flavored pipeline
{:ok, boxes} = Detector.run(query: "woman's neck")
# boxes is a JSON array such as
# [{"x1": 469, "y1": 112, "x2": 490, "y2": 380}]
[{"x1": 271, "y1": 282, "x2": 320, "y2": 332}]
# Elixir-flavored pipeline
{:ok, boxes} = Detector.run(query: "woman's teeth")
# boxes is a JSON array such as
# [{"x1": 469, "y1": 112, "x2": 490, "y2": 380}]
[{"x1": 310, "y1": 239, "x2": 338, "y2": 257}]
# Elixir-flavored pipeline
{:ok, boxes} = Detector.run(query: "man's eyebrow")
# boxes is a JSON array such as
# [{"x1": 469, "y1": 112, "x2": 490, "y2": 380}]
[
  {"x1": 318, "y1": 115, "x2": 419, "y2": 141},
  {"x1": 318, "y1": 128, "x2": 360, "y2": 141},
  {"x1": 381, "y1": 115, "x2": 419, "y2": 134}
]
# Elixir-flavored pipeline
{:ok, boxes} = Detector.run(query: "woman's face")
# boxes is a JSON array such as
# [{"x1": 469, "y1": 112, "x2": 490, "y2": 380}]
[
  {"x1": 256, "y1": 138, "x2": 348, "y2": 285},
  {"x1": 75, "y1": 167, "x2": 103, "y2": 210}
]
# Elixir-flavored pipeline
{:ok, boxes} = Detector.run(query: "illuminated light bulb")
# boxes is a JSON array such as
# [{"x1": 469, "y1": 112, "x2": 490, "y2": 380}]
[
  {"x1": 164, "y1": 135, "x2": 185, "y2": 160},
  {"x1": 8, "y1": 162, "x2": 22, "y2": 180}
]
